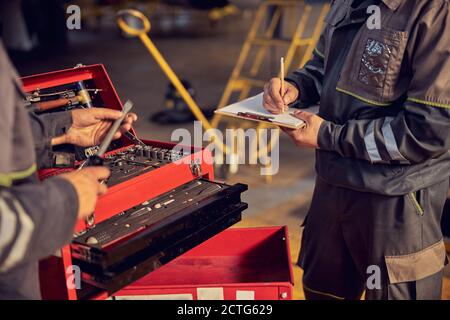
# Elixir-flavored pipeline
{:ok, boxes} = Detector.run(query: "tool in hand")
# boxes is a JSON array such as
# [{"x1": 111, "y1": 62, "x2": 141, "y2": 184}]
[
  {"x1": 79, "y1": 100, "x2": 134, "y2": 169},
  {"x1": 79, "y1": 100, "x2": 134, "y2": 227}
]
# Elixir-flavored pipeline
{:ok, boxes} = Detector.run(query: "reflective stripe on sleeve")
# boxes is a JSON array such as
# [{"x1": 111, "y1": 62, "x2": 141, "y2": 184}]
[
  {"x1": 0, "y1": 198, "x2": 18, "y2": 255},
  {"x1": 0, "y1": 193, "x2": 34, "y2": 272},
  {"x1": 381, "y1": 117, "x2": 409, "y2": 163},
  {"x1": 364, "y1": 121, "x2": 383, "y2": 163}
]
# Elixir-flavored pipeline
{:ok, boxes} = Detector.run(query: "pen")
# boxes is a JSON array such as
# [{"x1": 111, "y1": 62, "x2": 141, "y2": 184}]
[{"x1": 280, "y1": 57, "x2": 286, "y2": 113}]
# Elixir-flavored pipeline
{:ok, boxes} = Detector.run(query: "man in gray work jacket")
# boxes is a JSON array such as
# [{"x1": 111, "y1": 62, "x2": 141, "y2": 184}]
[
  {"x1": 0, "y1": 41, "x2": 137, "y2": 299},
  {"x1": 264, "y1": 0, "x2": 450, "y2": 299}
]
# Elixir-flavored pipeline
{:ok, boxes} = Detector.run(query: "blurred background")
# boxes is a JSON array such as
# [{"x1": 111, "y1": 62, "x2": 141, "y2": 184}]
[{"x1": 1, "y1": 0, "x2": 448, "y2": 299}]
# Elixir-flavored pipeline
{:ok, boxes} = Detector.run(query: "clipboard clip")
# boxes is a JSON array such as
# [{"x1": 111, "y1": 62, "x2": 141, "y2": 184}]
[{"x1": 237, "y1": 112, "x2": 275, "y2": 122}]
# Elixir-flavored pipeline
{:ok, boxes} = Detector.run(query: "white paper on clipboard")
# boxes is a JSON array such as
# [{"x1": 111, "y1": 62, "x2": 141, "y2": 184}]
[{"x1": 214, "y1": 93, "x2": 319, "y2": 129}]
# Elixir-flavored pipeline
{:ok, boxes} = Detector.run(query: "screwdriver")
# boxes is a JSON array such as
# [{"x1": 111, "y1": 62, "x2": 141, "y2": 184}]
[{"x1": 79, "y1": 100, "x2": 134, "y2": 169}]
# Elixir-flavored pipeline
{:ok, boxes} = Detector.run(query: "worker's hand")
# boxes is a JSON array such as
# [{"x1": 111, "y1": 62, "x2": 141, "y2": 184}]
[
  {"x1": 52, "y1": 108, "x2": 138, "y2": 147},
  {"x1": 263, "y1": 78, "x2": 299, "y2": 114},
  {"x1": 59, "y1": 167, "x2": 110, "y2": 220},
  {"x1": 281, "y1": 110, "x2": 324, "y2": 149}
]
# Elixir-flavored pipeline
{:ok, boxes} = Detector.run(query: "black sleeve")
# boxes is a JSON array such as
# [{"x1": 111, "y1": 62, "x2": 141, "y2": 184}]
[{"x1": 28, "y1": 111, "x2": 73, "y2": 169}]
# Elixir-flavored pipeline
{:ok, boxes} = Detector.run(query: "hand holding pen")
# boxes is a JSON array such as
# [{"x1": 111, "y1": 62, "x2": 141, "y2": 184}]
[{"x1": 262, "y1": 57, "x2": 299, "y2": 115}]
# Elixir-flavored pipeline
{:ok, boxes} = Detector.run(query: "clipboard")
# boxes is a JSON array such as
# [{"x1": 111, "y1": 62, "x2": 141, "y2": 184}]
[{"x1": 214, "y1": 93, "x2": 318, "y2": 129}]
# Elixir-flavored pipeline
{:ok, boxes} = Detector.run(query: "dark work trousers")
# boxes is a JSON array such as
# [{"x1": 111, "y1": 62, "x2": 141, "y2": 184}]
[{"x1": 299, "y1": 177, "x2": 449, "y2": 300}]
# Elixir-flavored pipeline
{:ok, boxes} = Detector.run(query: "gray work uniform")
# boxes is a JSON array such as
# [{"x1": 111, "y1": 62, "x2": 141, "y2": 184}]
[
  {"x1": 0, "y1": 42, "x2": 79, "y2": 299},
  {"x1": 286, "y1": 0, "x2": 450, "y2": 299}
]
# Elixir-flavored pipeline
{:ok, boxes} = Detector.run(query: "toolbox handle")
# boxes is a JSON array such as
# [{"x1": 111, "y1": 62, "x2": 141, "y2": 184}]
[{"x1": 117, "y1": 9, "x2": 151, "y2": 37}]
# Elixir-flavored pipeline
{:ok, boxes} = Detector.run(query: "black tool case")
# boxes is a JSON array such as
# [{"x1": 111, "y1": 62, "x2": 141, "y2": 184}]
[{"x1": 71, "y1": 179, "x2": 247, "y2": 297}]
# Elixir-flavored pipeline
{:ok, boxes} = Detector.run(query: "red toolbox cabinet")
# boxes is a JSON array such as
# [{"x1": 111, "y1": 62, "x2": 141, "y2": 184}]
[{"x1": 114, "y1": 226, "x2": 294, "y2": 300}]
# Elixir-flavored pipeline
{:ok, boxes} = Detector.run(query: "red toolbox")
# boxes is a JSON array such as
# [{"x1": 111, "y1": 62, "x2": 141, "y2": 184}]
[
  {"x1": 114, "y1": 226, "x2": 294, "y2": 300},
  {"x1": 22, "y1": 64, "x2": 247, "y2": 300}
]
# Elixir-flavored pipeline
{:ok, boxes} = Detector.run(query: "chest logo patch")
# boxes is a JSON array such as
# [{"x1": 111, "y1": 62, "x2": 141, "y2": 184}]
[{"x1": 358, "y1": 39, "x2": 392, "y2": 88}]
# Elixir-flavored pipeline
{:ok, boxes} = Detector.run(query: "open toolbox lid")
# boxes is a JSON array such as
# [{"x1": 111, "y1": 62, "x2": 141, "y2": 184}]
[
  {"x1": 22, "y1": 64, "x2": 122, "y2": 109},
  {"x1": 21, "y1": 64, "x2": 133, "y2": 147}
]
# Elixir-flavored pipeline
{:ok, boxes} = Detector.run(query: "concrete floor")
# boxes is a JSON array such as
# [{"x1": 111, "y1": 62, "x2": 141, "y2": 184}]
[{"x1": 10, "y1": 8, "x2": 449, "y2": 300}]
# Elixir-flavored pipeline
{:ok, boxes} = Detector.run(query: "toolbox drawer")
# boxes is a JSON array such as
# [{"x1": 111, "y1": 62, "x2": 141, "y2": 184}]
[
  {"x1": 72, "y1": 179, "x2": 247, "y2": 298},
  {"x1": 114, "y1": 226, "x2": 294, "y2": 300}
]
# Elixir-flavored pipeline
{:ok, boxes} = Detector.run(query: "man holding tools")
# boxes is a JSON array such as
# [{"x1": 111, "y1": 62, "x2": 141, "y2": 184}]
[
  {"x1": 264, "y1": 0, "x2": 450, "y2": 299},
  {"x1": 0, "y1": 41, "x2": 137, "y2": 299}
]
